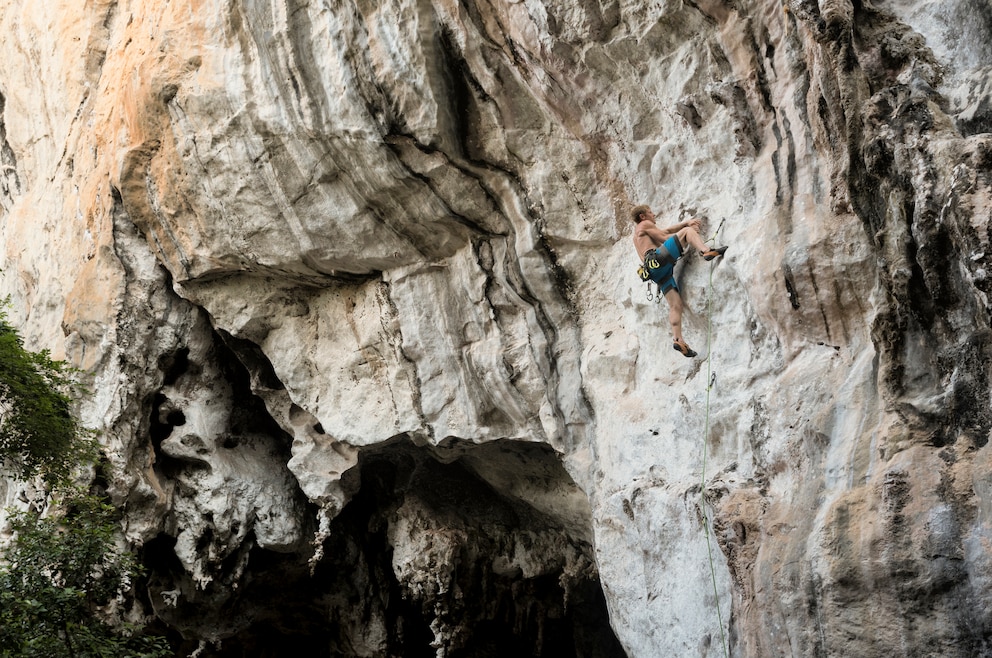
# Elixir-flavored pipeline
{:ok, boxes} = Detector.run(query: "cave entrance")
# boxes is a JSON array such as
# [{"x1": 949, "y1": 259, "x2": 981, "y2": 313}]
[
  {"x1": 323, "y1": 438, "x2": 627, "y2": 658},
  {"x1": 144, "y1": 438, "x2": 626, "y2": 658}
]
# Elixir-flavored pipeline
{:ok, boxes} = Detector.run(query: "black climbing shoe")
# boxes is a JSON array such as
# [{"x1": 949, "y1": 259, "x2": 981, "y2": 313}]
[
  {"x1": 673, "y1": 339, "x2": 697, "y2": 358},
  {"x1": 701, "y1": 246, "x2": 728, "y2": 261}
]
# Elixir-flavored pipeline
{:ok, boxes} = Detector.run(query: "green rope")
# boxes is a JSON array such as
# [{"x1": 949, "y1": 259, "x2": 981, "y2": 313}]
[{"x1": 701, "y1": 222, "x2": 729, "y2": 658}]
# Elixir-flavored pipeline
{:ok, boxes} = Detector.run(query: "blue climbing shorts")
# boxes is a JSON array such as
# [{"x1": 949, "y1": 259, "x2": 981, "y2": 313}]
[{"x1": 643, "y1": 236, "x2": 683, "y2": 295}]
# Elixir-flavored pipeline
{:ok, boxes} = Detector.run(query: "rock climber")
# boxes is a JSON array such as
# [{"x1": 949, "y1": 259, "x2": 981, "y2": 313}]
[{"x1": 631, "y1": 205, "x2": 727, "y2": 358}]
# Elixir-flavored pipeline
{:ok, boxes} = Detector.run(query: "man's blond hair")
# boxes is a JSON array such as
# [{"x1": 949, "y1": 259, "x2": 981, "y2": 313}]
[{"x1": 630, "y1": 204, "x2": 651, "y2": 223}]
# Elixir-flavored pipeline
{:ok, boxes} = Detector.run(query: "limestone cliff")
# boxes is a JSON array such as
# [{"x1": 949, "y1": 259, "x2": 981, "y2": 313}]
[{"x1": 2, "y1": 0, "x2": 992, "y2": 656}]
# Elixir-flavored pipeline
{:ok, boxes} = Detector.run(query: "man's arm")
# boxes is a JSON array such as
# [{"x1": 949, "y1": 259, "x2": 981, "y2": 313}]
[
  {"x1": 636, "y1": 221, "x2": 672, "y2": 243},
  {"x1": 638, "y1": 217, "x2": 702, "y2": 242},
  {"x1": 663, "y1": 218, "x2": 702, "y2": 234}
]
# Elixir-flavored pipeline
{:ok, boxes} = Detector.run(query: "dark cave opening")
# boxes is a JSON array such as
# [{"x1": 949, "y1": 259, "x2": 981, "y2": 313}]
[
  {"x1": 144, "y1": 439, "x2": 626, "y2": 658},
  {"x1": 314, "y1": 441, "x2": 624, "y2": 658},
  {"x1": 158, "y1": 347, "x2": 191, "y2": 385}
]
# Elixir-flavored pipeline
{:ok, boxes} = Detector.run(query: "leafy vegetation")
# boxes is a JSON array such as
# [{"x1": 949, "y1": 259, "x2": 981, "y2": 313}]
[
  {"x1": 0, "y1": 300, "x2": 171, "y2": 657},
  {"x1": 0, "y1": 302, "x2": 95, "y2": 483},
  {"x1": 0, "y1": 492, "x2": 171, "y2": 658}
]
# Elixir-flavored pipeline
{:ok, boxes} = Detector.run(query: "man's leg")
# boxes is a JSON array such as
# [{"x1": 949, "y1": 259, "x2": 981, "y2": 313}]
[
  {"x1": 677, "y1": 226, "x2": 728, "y2": 260},
  {"x1": 676, "y1": 226, "x2": 708, "y2": 252},
  {"x1": 666, "y1": 289, "x2": 697, "y2": 357},
  {"x1": 666, "y1": 288, "x2": 685, "y2": 341}
]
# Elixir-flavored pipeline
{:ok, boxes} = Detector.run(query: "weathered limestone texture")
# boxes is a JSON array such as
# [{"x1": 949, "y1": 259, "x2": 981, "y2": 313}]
[{"x1": 2, "y1": 0, "x2": 992, "y2": 655}]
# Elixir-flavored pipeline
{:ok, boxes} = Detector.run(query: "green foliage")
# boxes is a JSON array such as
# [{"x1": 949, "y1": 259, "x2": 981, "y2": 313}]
[
  {"x1": 0, "y1": 301, "x2": 95, "y2": 483},
  {"x1": 0, "y1": 299, "x2": 170, "y2": 656},
  {"x1": 0, "y1": 491, "x2": 172, "y2": 658}
]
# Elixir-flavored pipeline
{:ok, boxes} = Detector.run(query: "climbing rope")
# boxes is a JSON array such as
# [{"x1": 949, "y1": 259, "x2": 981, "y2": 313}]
[{"x1": 700, "y1": 219, "x2": 729, "y2": 658}]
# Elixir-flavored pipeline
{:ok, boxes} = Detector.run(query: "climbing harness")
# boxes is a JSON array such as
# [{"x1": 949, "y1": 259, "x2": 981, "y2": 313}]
[
  {"x1": 638, "y1": 246, "x2": 678, "y2": 303},
  {"x1": 644, "y1": 247, "x2": 676, "y2": 271},
  {"x1": 700, "y1": 218, "x2": 729, "y2": 658}
]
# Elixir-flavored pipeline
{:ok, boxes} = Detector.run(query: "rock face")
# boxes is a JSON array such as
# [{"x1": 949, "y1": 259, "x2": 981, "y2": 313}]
[{"x1": 2, "y1": 0, "x2": 992, "y2": 656}]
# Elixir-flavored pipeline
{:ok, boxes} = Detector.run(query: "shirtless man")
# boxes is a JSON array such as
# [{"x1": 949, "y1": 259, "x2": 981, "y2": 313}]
[{"x1": 631, "y1": 205, "x2": 727, "y2": 358}]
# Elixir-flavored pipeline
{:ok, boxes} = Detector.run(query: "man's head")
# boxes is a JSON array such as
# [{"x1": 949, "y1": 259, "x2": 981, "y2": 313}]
[{"x1": 631, "y1": 204, "x2": 652, "y2": 223}]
